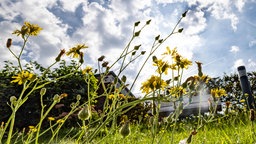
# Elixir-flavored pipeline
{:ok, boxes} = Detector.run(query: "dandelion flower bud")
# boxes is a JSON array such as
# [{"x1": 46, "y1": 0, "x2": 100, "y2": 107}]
[
  {"x1": 146, "y1": 19, "x2": 151, "y2": 25},
  {"x1": 134, "y1": 45, "x2": 141, "y2": 50},
  {"x1": 76, "y1": 94, "x2": 81, "y2": 101},
  {"x1": 55, "y1": 49, "x2": 65, "y2": 62},
  {"x1": 53, "y1": 94, "x2": 60, "y2": 103},
  {"x1": 119, "y1": 121, "x2": 130, "y2": 138},
  {"x1": 178, "y1": 28, "x2": 183, "y2": 33},
  {"x1": 182, "y1": 10, "x2": 188, "y2": 17},
  {"x1": 79, "y1": 52, "x2": 84, "y2": 64},
  {"x1": 141, "y1": 51, "x2": 146, "y2": 55},
  {"x1": 40, "y1": 88, "x2": 46, "y2": 96},
  {"x1": 98, "y1": 55, "x2": 105, "y2": 61},
  {"x1": 155, "y1": 35, "x2": 160, "y2": 41},
  {"x1": 134, "y1": 21, "x2": 140, "y2": 27},
  {"x1": 134, "y1": 30, "x2": 141, "y2": 37},
  {"x1": 6, "y1": 38, "x2": 12, "y2": 48},
  {"x1": 10, "y1": 96, "x2": 17, "y2": 103},
  {"x1": 102, "y1": 61, "x2": 109, "y2": 67},
  {"x1": 78, "y1": 105, "x2": 91, "y2": 121}
]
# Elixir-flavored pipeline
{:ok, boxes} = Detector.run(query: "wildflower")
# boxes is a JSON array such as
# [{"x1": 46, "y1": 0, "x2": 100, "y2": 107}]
[
  {"x1": 108, "y1": 94, "x2": 115, "y2": 99},
  {"x1": 55, "y1": 49, "x2": 65, "y2": 62},
  {"x1": 13, "y1": 22, "x2": 42, "y2": 38},
  {"x1": 66, "y1": 44, "x2": 88, "y2": 58},
  {"x1": 153, "y1": 58, "x2": 170, "y2": 75},
  {"x1": 60, "y1": 93, "x2": 68, "y2": 99},
  {"x1": 119, "y1": 94, "x2": 126, "y2": 99},
  {"x1": 6, "y1": 38, "x2": 12, "y2": 48},
  {"x1": 119, "y1": 121, "x2": 130, "y2": 138},
  {"x1": 78, "y1": 105, "x2": 91, "y2": 121},
  {"x1": 48, "y1": 117, "x2": 55, "y2": 121},
  {"x1": 179, "y1": 58, "x2": 192, "y2": 69},
  {"x1": 56, "y1": 119, "x2": 65, "y2": 124},
  {"x1": 211, "y1": 88, "x2": 227, "y2": 99},
  {"x1": 140, "y1": 75, "x2": 167, "y2": 94},
  {"x1": 28, "y1": 126, "x2": 37, "y2": 132},
  {"x1": 168, "y1": 86, "x2": 186, "y2": 98},
  {"x1": 162, "y1": 46, "x2": 177, "y2": 56},
  {"x1": 11, "y1": 71, "x2": 35, "y2": 85},
  {"x1": 82, "y1": 66, "x2": 93, "y2": 74}
]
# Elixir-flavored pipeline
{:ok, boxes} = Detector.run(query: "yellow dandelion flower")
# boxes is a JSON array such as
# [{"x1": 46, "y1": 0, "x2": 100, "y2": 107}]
[
  {"x1": 168, "y1": 86, "x2": 186, "y2": 98},
  {"x1": 28, "y1": 126, "x2": 35, "y2": 129},
  {"x1": 66, "y1": 44, "x2": 88, "y2": 58},
  {"x1": 108, "y1": 94, "x2": 115, "y2": 99},
  {"x1": 82, "y1": 66, "x2": 93, "y2": 74},
  {"x1": 153, "y1": 59, "x2": 170, "y2": 75},
  {"x1": 211, "y1": 88, "x2": 227, "y2": 99},
  {"x1": 140, "y1": 75, "x2": 167, "y2": 94},
  {"x1": 162, "y1": 46, "x2": 177, "y2": 57},
  {"x1": 56, "y1": 119, "x2": 65, "y2": 124},
  {"x1": 11, "y1": 71, "x2": 35, "y2": 85},
  {"x1": 13, "y1": 21, "x2": 42, "y2": 38},
  {"x1": 179, "y1": 58, "x2": 192, "y2": 69},
  {"x1": 48, "y1": 117, "x2": 55, "y2": 121},
  {"x1": 28, "y1": 125, "x2": 37, "y2": 132},
  {"x1": 119, "y1": 94, "x2": 126, "y2": 99}
]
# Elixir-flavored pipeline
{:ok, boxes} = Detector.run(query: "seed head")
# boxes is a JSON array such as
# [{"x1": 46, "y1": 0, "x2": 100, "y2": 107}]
[
  {"x1": 78, "y1": 105, "x2": 91, "y2": 121},
  {"x1": 119, "y1": 121, "x2": 130, "y2": 138}
]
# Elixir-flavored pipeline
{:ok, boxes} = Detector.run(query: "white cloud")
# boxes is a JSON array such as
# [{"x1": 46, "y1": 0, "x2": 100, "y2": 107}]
[
  {"x1": 230, "y1": 45, "x2": 239, "y2": 53},
  {"x1": 248, "y1": 59, "x2": 256, "y2": 68},
  {"x1": 249, "y1": 40, "x2": 256, "y2": 47},
  {"x1": 59, "y1": 0, "x2": 85, "y2": 12},
  {"x1": 182, "y1": 10, "x2": 207, "y2": 35},
  {"x1": 234, "y1": 0, "x2": 246, "y2": 12}
]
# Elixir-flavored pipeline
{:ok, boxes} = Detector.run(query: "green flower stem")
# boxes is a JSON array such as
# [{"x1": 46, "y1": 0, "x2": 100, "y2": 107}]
[
  {"x1": 130, "y1": 15, "x2": 185, "y2": 91},
  {"x1": 5, "y1": 81, "x2": 28, "y2": 144},
  {"x1": 76, "y1": 120, "x2": 86, "y2": 143},
  {"x1": 35, "y1": 100, "x2": 58, "y2": 144},
  {"x1": 47, "y1": 105, "x2": 79, "y2": 143}
]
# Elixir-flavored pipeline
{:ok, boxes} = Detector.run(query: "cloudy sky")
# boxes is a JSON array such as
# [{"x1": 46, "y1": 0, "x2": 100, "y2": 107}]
[{"x1": 0, "y1": 0, "x2": 256, "y2": 95}]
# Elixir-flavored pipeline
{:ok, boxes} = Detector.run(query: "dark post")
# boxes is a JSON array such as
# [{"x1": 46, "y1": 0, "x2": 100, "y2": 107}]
[{"x1": 237, "y1": 66, "x2": 255, "y2": 109}]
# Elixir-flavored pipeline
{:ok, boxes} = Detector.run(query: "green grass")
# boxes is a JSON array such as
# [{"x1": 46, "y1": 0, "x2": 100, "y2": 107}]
[{"x1": 14, "y1": 113, "x2": 253, "y2": 144}]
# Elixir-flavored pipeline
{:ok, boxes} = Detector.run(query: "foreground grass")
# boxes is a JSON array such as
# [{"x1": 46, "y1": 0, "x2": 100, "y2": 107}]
[{"x1": 18, "y1": 113, "x2": 254, "y2": 144}]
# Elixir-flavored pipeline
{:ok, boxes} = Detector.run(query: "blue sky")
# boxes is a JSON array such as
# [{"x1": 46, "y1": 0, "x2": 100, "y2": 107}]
[{"x1": 0, "y1": 0, "x2": 256, "y2": 95}]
